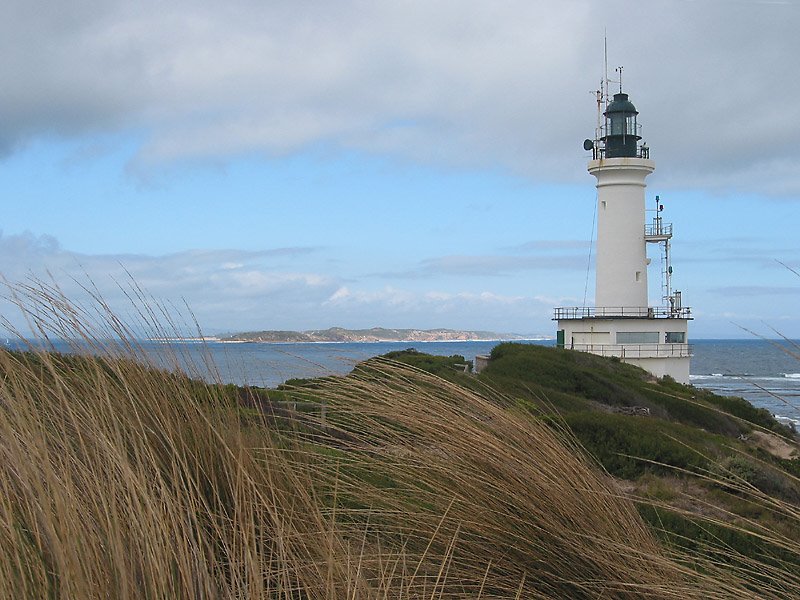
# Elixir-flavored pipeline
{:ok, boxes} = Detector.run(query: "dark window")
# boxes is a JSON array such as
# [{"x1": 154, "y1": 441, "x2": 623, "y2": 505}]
[{"x1": 617, "y1": 332, "x2": 659, "y2": 344}]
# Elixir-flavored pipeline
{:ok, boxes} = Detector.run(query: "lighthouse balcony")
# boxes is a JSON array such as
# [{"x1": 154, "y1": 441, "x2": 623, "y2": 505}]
[
  {"x1": 644, "y1": 221, "x2": 672, "y2": 242},
  {"x1": 558, "y1": 342, "x2": 691, "y2": 359},
  {"x1": 553, "y1": 306, "x2": 692, "y2": 320},
  {"x1": 589, "y1": 144, "x2": 650, "y2": 161}
]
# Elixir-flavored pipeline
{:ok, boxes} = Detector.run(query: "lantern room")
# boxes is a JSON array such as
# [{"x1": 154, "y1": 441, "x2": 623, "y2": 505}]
[{"x1": 603, "y1": 92, "x2": 640, "y2": 158}]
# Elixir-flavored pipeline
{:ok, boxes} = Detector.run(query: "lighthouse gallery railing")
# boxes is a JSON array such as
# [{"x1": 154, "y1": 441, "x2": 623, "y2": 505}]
[
  {"x1": 561, "y1": 343, "x2": 692, "y2": 359},
  {"x1": 553, "y1": 306, "x2": 692, "y2": 320}
]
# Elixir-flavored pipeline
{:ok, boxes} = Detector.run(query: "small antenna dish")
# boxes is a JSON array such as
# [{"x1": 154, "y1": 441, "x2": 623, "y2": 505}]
[{"x1": 583, "y1": 139, "x2": 594, "y2": 151}]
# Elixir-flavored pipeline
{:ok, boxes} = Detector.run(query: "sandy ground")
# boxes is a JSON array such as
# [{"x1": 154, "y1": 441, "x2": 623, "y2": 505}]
[{"x1": 749, "y1": 430, "x2": 799, "y2": 460}]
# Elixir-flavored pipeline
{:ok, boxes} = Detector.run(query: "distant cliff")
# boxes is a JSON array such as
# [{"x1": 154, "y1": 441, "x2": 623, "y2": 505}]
[{"x1": 220, "y1": 327, "x2": 537, "y2": 343}]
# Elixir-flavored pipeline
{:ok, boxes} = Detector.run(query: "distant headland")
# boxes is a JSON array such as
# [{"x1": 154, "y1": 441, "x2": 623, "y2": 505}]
[{"x1": 220, "y1": 327, "x2": 545, "y2": 344}]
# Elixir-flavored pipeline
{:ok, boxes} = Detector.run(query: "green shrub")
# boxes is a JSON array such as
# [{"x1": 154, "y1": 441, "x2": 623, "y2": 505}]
[
  {"x1": 381, "y1": 349, "x2": 473, "y2": 377},
  {"x1": 716, "y1": 455, "x2": 800, "y2": 502},
  {"x1": 638, "y1": 504, "x2": 800, "y2": 583},
  {"x1": 564, "y1": 412, "x2": 707, "y2": 479},
  {"x1": 700, "y1": 390, "x2": 793, "y2": 435}
]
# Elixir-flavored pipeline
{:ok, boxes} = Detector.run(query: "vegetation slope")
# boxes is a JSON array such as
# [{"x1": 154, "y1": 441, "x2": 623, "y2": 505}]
[
  {"x1": 1, "y1": 281, "x2": 798, "y2": 598},
  {"x1": 381, "y1": 344, "x2": 800, "y2": 584}
]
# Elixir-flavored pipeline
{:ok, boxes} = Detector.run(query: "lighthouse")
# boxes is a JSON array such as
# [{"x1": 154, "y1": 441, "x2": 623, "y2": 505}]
[{"x1": 554, "y1": 82, "x2": 691, "y2": 383}]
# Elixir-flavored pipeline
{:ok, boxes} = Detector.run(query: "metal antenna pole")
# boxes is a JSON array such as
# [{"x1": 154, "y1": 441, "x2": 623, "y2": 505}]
[
  {"x1": 603, "y1": 33, "x2": 609, "y2": 107},
  {"x1": 595, "y1": 88, "x2": 603, "y2": 141}
]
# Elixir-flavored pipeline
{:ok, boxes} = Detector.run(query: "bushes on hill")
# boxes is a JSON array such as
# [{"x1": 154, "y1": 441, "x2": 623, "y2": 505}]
[
  {"x1": 564, "y1": 412, "x2": 708, "y2": 479},
  {"x1": 481, "y1": 343, "x2": 786, "y2": 439}
]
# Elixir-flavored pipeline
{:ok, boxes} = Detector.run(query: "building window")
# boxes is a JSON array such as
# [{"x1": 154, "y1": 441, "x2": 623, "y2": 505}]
[
  {"x1": 665, "y1": 332, "x2": 686, "y2": 344},
  {"x1": 617, "y1": 331, "x2": 659, "y2": 344}
]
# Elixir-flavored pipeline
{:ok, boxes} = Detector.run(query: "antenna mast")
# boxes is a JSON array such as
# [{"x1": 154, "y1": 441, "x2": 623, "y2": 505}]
[
  {"x1": 595, "y1": 88, "x2": 603, "y2": 141},
  {"x1": 603, "y1": 33, "x2": 609, "y2": 108}
]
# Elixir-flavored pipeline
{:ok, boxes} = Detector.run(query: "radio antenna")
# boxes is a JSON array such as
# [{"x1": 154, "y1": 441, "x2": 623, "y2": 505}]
[
  {"x1": 594, "y1": 88, "x2": 603, "y2": 141},
  {"x1": 603, "y1": 32, "x2": 609, "y2": 107}
]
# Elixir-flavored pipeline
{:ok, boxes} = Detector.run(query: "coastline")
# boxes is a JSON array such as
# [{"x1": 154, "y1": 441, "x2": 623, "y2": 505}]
[
  {"x1": 216, "y1": 337, "x2": 553, "y2": 345},
  {"x1": 215, "y1": 326, "x2": 549, "y2": 345}
]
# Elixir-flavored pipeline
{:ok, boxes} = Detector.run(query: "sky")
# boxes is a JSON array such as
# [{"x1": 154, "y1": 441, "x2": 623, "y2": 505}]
[{"x1": 1, "y1": 0, "x2": 799, "y2": 339}]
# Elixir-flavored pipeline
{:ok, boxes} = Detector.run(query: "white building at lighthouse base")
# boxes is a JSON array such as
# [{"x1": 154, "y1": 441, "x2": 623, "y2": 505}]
[{"x1": 555, "y1": 307, "x2": 691, "y2": 383}]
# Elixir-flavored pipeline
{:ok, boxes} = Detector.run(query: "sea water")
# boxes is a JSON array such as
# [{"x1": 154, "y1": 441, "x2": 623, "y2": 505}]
[
  {"x1": 5, "y1": 338, "x2": 799, "y2": 426},
  {"x1": 690, "y1": 339, "x2": 800, "y2": 427},
  {"x1": 154, "y1": 338, "x2": 800, "y2": 426}
]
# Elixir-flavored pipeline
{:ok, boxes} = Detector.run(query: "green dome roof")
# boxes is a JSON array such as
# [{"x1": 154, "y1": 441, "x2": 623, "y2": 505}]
[{"x1": 605, "y1": 93, "x2": 637, "y2": 115}]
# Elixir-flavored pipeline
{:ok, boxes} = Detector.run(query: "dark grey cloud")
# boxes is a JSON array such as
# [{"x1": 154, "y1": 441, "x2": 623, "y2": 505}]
[{"x1": 1, "y1": 1, "x2": 799, "y2": 194}]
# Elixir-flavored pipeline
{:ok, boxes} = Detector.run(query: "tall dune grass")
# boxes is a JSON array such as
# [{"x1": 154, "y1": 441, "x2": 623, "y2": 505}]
[{"x1": 0, "y1": 280, "x2": 797, "y2": 598}]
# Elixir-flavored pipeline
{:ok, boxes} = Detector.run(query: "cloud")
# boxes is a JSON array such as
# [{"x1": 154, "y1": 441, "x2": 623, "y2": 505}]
[
  {"x1": 0, "y1": 231, "x2": 335, "y2": 333},
  {"x1": 4, "y1": 231, "x2": 794, "y2": 338},
  {"x1": 376, "y1": 252, "x2": 588, "y2": 279},
  {"x1": 321, "y1": 286, "x2": 554, "y2": 333},
  {"x1": 678, "y1": 237, "x2": 800, "y2": 272},
  {"x1": 0, "y1": 232, "x2": 562, "y2": 334},
  {"x1": 504, "y1": 240, "x2": 592, "y2": 253},
  {"x1": 707, "y1": 285, "x2": 800, "y2": 297},
  {"x1": 1, "y1": 1, "x2": 799, "y2": 195},
  {"x1": 421, "y1": 255, "x2": 586, "y2": 276}
]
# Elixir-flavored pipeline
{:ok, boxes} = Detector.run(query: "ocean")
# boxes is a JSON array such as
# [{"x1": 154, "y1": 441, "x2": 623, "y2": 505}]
[
  {"x1": 689, "y1": 339, "x2": 800, "y2": 427},
  {"x1": 153, "y1": 338, "x2": 800, "y2": 427},
  {"x1": 5, "y1": 338, "x2": 799, "y2": 427}
]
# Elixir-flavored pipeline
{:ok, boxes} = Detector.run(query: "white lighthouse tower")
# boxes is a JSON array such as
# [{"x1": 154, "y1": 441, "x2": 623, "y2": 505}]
[{"x1": 554, "y1": 81, "x2": 691, "y2": 383}]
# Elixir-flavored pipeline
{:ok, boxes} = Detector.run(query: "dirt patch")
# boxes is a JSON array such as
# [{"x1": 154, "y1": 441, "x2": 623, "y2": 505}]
[{"x1": 749, "y1": 430, "x2": 799, "y2": 460}]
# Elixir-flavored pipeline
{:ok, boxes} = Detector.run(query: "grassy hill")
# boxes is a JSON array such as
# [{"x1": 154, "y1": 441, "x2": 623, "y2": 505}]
[
  {"x1": 1, "y1": 280, "x2": 799, "y2": 598},
  {"x1": 378, "y1": 344, "x2": 800, "y2": 574}
]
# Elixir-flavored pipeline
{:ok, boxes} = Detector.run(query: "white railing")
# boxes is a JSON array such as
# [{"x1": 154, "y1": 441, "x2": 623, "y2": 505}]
[
  {"x1": 561, "y1": 343, "x2": 691, "y2": 359},
  {"x1": 644, "y1": 221, "x2": 672, "y2": 239},
  {"x1": 554, "y1": 306, "x2": 691, "y2": 320}
]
